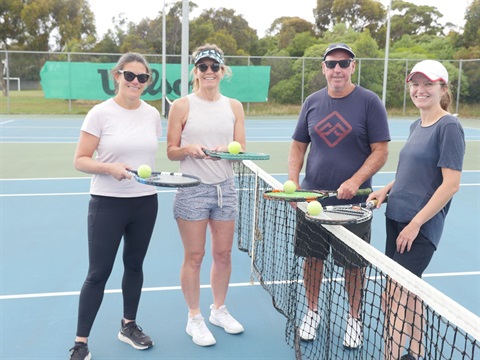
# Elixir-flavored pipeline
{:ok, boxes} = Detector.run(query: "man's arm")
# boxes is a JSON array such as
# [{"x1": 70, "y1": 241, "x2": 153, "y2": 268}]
[
  {"x1": 288, "y1": 140, "x2": 309, "y2": 188},
  {"x1": 338, "y1": 141, "x2": 389, "y2": 199}
]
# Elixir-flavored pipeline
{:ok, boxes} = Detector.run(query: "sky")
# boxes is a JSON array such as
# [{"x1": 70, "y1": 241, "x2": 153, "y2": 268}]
[{"x1": 89, "y1": 0, "x2": 471, "y2": 38}]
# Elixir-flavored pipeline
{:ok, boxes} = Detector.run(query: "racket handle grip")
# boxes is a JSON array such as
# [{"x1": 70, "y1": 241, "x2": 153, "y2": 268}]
[
  {"x1": 366, "y1": 199, "x2": 378, "y2": 209},
  {"x1": 356, "y1": 188, "x2": 373, "y2": 196}
]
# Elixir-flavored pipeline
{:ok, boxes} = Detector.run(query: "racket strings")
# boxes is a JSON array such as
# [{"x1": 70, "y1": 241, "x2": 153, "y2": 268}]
[{"x1": 324, "y1": 207, "x2": 370, "y2": 221}]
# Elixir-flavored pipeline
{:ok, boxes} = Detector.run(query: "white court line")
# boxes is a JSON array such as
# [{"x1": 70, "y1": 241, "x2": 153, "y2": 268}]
[
  {"x1": 0, "y1": 188, "x2": 176, "y2": 197},
  {"x1": 0, "y1": 120, "x2": 15, "y2": 125},
  {"x1": 2, "y1": 183, "x2": 478, "y2": 197},
  {"x1": 1, "y1": 271, "x2": 479, "y2": 300}
]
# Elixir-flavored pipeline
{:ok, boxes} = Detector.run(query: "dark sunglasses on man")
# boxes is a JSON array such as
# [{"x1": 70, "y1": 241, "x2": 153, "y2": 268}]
[
  {"x1": 196, "y1": 63, "x2": 221, "y2": 73},
  {"x1": 117, "y1": 70, "x2": 150, "y2": 83},
  {"x1": 323, "y1": 59, "x2": 353, "y2": 69}
]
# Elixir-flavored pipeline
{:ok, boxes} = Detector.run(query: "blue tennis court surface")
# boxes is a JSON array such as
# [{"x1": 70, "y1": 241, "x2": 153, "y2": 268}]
[
  {"x1": 1, "y1": 116, "x2": 479, "y2": 359},
  {"x1": 1, "y1": 116, "x2": 479, "y2": 143}
]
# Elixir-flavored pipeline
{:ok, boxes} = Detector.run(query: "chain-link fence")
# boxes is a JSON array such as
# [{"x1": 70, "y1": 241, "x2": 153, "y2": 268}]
[{"x1": 1, "y1": 50, "x2": 479, "y2": 115}]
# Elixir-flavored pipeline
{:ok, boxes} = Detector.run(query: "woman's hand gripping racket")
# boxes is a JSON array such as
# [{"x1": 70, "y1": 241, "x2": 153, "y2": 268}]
[
  {"x1": 263, "y1": 188, "x2": 372, "y2": 202},
  {"x1": 203, "y1": 149, "x2": 270, "y2": 161},
  {"x1": 128, "y1": 170, "x2": 201, "y2": 188},
  {"x1": 305, "y1": 200, "x2": 378, "y2": 225}
]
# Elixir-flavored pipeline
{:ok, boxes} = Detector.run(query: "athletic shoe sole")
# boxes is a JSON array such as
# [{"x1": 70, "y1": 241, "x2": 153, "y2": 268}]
[
  {"x1": 209, "y1": 316, "x2": 244, "y2": 334},
  {"x1": 186, "y1": 326, "x2": 216, "y2": 346},
  {"x1": 117, "y1": 332, "x2": 153, "y2": 350}
]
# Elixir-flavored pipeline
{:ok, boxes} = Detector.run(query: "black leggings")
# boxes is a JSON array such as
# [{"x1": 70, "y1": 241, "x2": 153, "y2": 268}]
[{"x1": 76, "y1": 194, "x2": 158, "y2": 338}]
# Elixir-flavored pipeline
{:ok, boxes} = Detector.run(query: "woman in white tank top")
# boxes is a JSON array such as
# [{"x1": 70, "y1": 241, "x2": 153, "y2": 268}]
[{"x1": 166, "y1": 44, "x2": 246, "y2": 347}]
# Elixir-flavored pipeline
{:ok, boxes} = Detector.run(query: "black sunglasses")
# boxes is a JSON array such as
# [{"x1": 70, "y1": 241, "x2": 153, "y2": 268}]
[
  {"x1": 117, "y1": 70, "x2": 150, "y2": 83},
  {"x1": 324, "y1": 59, "x2": 353, "y2": 69},
  {"x1": 196, "y1": 63, "x2": 221, "y2": 73}
]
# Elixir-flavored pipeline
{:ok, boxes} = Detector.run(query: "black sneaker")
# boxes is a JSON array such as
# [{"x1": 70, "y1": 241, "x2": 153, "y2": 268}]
[
  {"x1": 117, "y1": 319, "x2": 154, "y2": 350},
  {"x1": 69, "y1": 342, "x2": 91, "y2": 360}
]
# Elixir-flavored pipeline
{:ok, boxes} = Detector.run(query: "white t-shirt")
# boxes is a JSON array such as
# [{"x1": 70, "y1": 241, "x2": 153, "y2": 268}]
[{"x1": 81, "y1": 98, "x2": 162, "y2": 197}]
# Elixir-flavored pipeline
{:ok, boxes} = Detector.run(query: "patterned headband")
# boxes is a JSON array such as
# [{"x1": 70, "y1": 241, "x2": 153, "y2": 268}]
[{"x1": 193, "y1": 49, "x2": 224, "y2": 65}]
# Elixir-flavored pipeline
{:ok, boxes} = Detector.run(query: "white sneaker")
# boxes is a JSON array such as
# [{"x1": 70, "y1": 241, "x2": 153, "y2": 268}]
[
  {"x1": 186, "y1": 313, "x2": 216, "y2": 346},
  {"x1": 298, "y1": 309, "x2": 321, "y2": 341},
  {"x1": 209, "y1": 304, "x2": 244, "y2": 334},
  {"x1": 343, "y1": 314, "x2": 363, "y2": 348}
]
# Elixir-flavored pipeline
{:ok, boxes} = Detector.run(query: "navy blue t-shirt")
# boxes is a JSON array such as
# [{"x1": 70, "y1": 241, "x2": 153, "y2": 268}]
[
  {"x1": 385, "y1": 115, "x2": 465, "y2": 248},
  {"x1": 292, "y1": 86, "x2": 390, "y2": 206}
]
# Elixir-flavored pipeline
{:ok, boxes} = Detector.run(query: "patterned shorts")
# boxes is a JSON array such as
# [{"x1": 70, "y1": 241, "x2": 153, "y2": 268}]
[{"x1": 173, "y1": 178, "x2": 238, "y2": 221}]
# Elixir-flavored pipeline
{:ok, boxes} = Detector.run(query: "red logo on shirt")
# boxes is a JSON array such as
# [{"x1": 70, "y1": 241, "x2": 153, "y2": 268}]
[{"x1": 314, "y1": 111, "x2": 352, "y2": 147}]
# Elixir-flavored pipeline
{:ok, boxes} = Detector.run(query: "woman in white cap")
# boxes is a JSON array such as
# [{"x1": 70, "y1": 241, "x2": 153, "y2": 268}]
[
  {"x1": 368, "y1": 60, "x2": 465, "y2": 360},
  {"x1": 166, "y1": 43, "x2": 245, "y2": 347}
]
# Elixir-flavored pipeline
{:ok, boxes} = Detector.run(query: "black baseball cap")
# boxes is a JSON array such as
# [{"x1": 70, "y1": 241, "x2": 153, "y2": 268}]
[{"x1": 323, "y1": 43, "x2": 356, "y2": 60}]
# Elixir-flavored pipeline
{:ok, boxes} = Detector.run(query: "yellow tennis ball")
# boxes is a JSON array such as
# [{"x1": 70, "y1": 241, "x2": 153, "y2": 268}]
[
  {"x1": 307, "y1": 201, "x2": 323, "y2": 216},
  {"x1": 137, "y1": 164, "x2": 152, "y2": 178},
  {"x1": 228, "y1": 141, "x2": 241, "y2": 154},
  {"x1": 283, "y1": 180, "x2": 296, "y2": 194}
]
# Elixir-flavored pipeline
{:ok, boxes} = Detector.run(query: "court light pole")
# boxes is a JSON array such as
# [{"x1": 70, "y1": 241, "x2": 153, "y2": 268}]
[
  {"x1": 382, "y1": 0, "x2": 392, "y2": 106},
  {"x1": 161, "y1": 0, "x2": 166, "y2": 117},
  {"x1": 180, "y1": 0, "x2": 189, "y2": 97}
]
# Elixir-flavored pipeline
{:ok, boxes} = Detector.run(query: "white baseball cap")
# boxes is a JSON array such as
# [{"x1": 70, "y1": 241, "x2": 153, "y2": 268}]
[{"x1": 406, "y1": 60, "x2": 449, "y2": 83}]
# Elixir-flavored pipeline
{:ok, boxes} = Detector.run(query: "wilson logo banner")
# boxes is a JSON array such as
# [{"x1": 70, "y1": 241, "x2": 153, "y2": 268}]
[{"x1": 40, "y1": 62, "x2": 270, "y2": 102}]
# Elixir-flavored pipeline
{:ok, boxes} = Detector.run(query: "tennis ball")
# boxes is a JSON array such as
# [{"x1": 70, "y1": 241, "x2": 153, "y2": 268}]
[
  {"x1": 283, "y1": 180, "x2": 297, "y2": 194},
  {"x1": 137, "y1": 164, "x2": 152, "y2": 178},
  {"x1": 228, "y1": 141, "x2": 241, "y2": 154},
  {"x1": 307, "y1": 201, "x2": 323, "y2": 216}
]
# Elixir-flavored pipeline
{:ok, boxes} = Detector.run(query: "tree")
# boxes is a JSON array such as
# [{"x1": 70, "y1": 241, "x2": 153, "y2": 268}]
[
  {"x1": 0, "y1": 0, "x2": 25, "y2": 49},
  {"x1": 0, "y1": 0, "x2": 96, "y2": 51},
  {"x1": 189, "y1": 7, "x2": 258, "y2": 55},
  {"x1": 268, "y1": 17, "x2": 317, "y2": 56},
  {"x1": 20, "y1": 0, "x2": 95, "y2": 51},
  {"x1": 267, "y1": 16, "x2": 316, "y2": 37},
  {"x1": 314, "y1": 0, "x2": 385, "y2": 37},
  {"x1": 387, "y1": 0, "x2": 443, "y2": 42},
  {"x1": 462, "y1": 0, "x2": 480, "y2": 48}
]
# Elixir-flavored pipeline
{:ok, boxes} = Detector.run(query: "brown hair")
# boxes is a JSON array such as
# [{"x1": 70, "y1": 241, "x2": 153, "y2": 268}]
[
  {"x1": 190, "y1": 44, "x2": 232, "y2": 93},
  {"x1": 110, "y1": 52, "x2": 152, "y2": 93},
  {"x1": 440, "y1": 82, "x2": 452, "y2": 112}
]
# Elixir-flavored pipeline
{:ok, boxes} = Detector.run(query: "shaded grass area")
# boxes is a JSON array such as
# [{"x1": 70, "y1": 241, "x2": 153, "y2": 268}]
[{"x1": 2, "y1": 90, "x2": 480, "y2": 118}]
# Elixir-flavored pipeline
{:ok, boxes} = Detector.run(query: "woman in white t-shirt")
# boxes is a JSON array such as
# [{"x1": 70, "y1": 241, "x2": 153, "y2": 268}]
[
  {"x1": 167, "y1": 44, "x2": 246, "y2": 347},
  {"x1": 69, "y1": 52, "x2": 162, "y2": 360}
]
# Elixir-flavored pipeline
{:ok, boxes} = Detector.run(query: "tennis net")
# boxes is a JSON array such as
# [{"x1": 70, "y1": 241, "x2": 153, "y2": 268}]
[{"x1": 234, "y1": 160, "x2": 480, "y2": 360}]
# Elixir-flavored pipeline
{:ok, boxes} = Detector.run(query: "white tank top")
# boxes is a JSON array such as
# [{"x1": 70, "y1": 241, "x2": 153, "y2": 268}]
[{"x1": 179, "y1": 93, "x2": 235, "y2": 184}]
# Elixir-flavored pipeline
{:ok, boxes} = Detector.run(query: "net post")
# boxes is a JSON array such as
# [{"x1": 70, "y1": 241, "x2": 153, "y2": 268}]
[
  {"x1": 249, "y1": 161, "x2": 259, "y2": 284},
  {"x1": 294, "y1": 327, "x2": 303, "y2": 359}
]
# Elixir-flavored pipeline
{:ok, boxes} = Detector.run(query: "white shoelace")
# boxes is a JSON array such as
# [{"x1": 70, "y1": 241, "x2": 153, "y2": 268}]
[{"x1": 216, "y1": 184, "x2": 223, "y2": 208}]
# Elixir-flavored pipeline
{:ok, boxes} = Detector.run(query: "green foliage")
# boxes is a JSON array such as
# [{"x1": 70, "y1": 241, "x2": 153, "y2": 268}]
[
  {"x1": 389, "y1": 0, "x2": 443, "y2": 41},
  {"x1": 1, "y1": 0, "x2": 479, "y2": 107},
  {"x1": 285, "y1": 32, "x2": 319, "y2": 57},
  {"x1": 261, "y1": 49, "x2": 294, "y2": 89},
  {"x1": 190, "y1": 7, "x2": 258, "y2": 55},
  {"x1": 314, "y1": 0, "x2": 385, "y2": 37},
  {"x1": 462, "y1": 0, "x2": 480, "y2": 48},
  {"x1": 11, "y1": 0, "x2": 95, "y2": 51},
  {"x1": 269, "y1": 74, "x2": 304, "y2": 104}
]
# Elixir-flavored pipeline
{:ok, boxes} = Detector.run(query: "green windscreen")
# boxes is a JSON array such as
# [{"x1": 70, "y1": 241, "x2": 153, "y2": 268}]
[{"x1": 40, "y1": 61, "x2": 270, "y2": 102}]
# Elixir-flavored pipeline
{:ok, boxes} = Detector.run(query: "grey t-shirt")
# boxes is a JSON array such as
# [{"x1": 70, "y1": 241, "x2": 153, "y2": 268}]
[{"x1": 385, "y1": 115, "x2": 465, "y2": 248}]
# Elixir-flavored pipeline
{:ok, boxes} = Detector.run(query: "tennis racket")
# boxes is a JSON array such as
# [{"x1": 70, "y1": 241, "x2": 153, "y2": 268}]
[
  {"x1": 128, "y1": 170, "x2": 201, "y2": 188},
  {"x1": 263, "y1": 188, "x2": 372, "y2": 202},
  {"x1": 305, "y1": 200, "x2": 378, "y2": 225},
  {"x1": 203, "y1": 149, "x2": 270, "y2": 160}
]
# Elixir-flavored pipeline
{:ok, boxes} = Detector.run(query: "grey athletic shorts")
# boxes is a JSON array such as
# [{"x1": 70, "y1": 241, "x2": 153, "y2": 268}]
[{"x1": 174, "y1": 178, "x2": 238, "y2": 221}]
